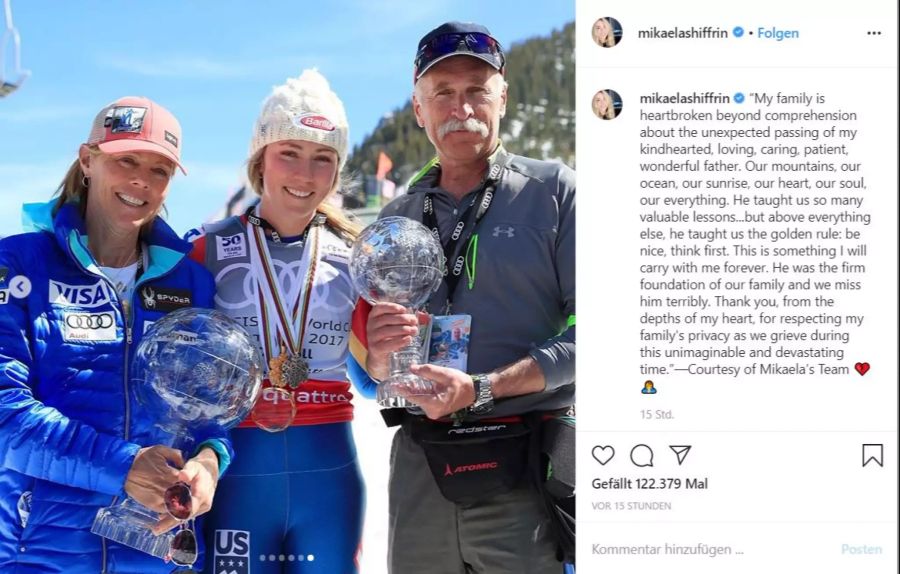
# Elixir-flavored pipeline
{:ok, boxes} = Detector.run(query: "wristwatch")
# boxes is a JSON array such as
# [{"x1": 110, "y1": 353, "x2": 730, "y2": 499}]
[{"x1": 469, "y1": 374, "x2": 494, "y2": 415}]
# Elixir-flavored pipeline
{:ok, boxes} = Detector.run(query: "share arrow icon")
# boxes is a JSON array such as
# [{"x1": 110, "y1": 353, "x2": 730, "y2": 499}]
[{"x1": 669, "y1": 445, "x2": 692, "y2": 465}]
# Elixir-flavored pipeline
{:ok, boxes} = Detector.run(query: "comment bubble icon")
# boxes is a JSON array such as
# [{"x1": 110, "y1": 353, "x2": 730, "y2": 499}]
[{"x1": 630, "y1": 444, "x2": 654, "y2": 467}]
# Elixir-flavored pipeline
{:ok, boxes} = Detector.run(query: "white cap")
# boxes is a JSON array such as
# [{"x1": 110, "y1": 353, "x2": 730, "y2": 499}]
[{"x1": 249, "y1": 69, "x2": 349, "y2": 169}]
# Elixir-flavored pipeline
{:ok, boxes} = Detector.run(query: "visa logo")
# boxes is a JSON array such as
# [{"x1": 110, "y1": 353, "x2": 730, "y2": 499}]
[{"x1": 48, "y1": 280, "x2": 112, "y2": 308}]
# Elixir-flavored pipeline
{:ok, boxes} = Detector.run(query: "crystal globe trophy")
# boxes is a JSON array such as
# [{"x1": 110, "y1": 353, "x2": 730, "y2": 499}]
[
  {"x1": 350, "y1": 216, "x2": 444, "y2": 407},
  {"x1": 91, "y1": 308, "x2": 263, "y2": 563}
]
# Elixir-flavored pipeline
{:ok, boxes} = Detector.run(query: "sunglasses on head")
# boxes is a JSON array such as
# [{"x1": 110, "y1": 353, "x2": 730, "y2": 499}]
[
  {"x1": 163, "y1": 482, "x2": 197, "y2": 566},
  {"x1": 414, "y1": 32, "x2": 504, "y2": 79}
]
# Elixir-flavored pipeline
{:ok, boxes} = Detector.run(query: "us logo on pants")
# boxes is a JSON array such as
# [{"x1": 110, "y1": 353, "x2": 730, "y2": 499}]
[{"x1": 214, "y1": 529, "x2": 250, "y2": 574}]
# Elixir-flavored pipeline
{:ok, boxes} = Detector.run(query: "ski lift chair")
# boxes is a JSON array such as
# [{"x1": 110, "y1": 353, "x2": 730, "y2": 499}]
[{"x1": 1, "y1": 0, "x2": 30, "y2": 97}]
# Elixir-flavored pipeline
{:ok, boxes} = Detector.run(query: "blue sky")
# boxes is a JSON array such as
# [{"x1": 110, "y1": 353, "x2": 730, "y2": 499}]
[{"x1": 0, "y1": 0, "x2": 573, "y2": 237}]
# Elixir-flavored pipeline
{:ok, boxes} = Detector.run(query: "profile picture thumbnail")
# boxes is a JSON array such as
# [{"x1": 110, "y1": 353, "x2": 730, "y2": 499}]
[
  {"x1": 592, "y1": 89, "x2": 623, "y2": 120},
  {"x1": 592, "y1": 17, "x2": 623, "y2": 47}
]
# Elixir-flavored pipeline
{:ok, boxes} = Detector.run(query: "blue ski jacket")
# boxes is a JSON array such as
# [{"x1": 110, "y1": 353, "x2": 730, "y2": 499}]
[{"x1": 0, "y1": 200, "x2": 232, "y2": 573}]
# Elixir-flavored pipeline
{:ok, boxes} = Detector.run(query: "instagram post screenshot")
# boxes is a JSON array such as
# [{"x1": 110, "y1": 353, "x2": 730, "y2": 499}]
[
  {"x1": 579, "y1": 0, "x2": 898, "y2": 572},
  {"x1": 1, "y1": 1, "x2": 896, "y2": 573},
  {"x1": 2, "y1": 2, "x2": 578, "y2": 574}
]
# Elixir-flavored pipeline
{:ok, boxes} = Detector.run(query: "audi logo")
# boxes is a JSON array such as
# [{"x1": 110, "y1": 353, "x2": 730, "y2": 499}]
[
  {"x1": 65, "y1": 313, "x2": 114, "y2": 329},
  {"x1": 452, "y1": 255, "x2": 465, "y2": 275},
  {"x1": 480, "y1": 191, "x2": 493, "y2": 210},
  {"x1": 451, "y1": 221, "x2": 465, "y2": 240}
]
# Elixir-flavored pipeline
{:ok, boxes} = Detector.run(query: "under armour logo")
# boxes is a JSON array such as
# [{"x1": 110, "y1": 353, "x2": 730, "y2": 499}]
[
  {"x1": 444, "y1": 463, "x2": 454, "y2": 477},
  {"x1": 492, "y1": 225, "x2": 515, "y2": 238}
]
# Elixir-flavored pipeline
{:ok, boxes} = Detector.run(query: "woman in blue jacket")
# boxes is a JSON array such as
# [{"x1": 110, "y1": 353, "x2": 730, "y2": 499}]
[{"x1": 0, "y1": 96, "x2": 230, "y2": 573}]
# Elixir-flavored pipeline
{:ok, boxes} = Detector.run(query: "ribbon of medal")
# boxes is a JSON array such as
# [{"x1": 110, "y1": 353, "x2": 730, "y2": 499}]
[{"x1": 246, "y1": 208, "x2": 323, "y2": 388}]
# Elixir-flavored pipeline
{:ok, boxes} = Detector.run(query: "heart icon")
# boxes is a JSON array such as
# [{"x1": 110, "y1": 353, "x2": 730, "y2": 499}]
[
  {"x1": 855, "y1": 362, "x2": 870, "y2": 376},
  {"x1": 591, "y1": 445, "x2": 615, "y2": 465}
]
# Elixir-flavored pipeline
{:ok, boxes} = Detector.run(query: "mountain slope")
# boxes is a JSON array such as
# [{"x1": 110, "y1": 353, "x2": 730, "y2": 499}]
[{"x1": 346, "y1": 22, "x2": 575, "y2": 189}]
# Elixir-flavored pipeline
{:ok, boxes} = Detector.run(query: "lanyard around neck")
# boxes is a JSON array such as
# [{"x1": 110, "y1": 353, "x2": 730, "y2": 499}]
[
  {"x1": 245, "y1": 207, "x2": 325, "y2": 362},
  {"x1": 244, "y1": 205, "x2": 312, "y2": 244},
  {"x1": 422, "y1": 172, "x2": 500, "y2": 311}
]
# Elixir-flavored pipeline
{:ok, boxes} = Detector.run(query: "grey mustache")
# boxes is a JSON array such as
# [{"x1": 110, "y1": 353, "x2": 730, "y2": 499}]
[{"x1": 438, "y1": 118, "x2": 489, "y2": 139}]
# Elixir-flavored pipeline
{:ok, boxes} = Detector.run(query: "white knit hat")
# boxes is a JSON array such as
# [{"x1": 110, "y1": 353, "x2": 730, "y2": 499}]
[{"x1": 249, "y1": 69, "x2": 349, "y2": 169}]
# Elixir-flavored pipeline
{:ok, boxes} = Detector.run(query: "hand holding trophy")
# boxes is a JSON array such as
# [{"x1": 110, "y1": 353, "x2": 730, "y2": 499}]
[
  {"x1": 91, "y1": 308, "x2": 263, "y2": 565},
  {"x1": 350, "y1": 216, "x2": 444, "y2": 407}
]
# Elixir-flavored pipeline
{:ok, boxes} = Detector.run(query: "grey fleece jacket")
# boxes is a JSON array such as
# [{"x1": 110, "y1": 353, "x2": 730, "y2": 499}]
[{"x1": 380, "y1": 147, "x2": 575, "y2": 417}]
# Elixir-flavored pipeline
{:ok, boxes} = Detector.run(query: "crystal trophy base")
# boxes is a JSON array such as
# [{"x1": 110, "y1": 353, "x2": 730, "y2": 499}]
[
  {"x1": 376, "y1": 344, "x2": 437, "y2": 407},
  {"x1": 91, "y1": 494, "x2": 174, "y2": 560}
]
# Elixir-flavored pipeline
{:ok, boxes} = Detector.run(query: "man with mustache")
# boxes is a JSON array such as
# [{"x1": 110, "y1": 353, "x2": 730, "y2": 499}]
[{"x1": 350, "y1": 21, "x2": 576, "y2": 574}]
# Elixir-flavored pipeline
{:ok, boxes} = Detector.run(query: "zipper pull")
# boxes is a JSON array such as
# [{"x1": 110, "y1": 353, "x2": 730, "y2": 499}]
[{"x1": 122, "y1": 300, "x2": 132, "y2": 344}]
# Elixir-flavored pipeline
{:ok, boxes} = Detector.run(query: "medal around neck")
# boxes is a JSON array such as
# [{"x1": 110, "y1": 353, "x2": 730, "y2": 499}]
[
  {"x1": 250, "y1": 348, "x2": 308, "y2": 433},
  {"x1": 250, "y1": 384, "x2": 296, "y2": 432},
  {"x1": 245, "y1": 210, "x2": 322, "y2": 429},
  {"x1": 350, "y1": 216, "x2": 444, "y2": 407},
  {"x1": 92, "y1": 308, "x2": 263, "y2": 562},
  {"x1": 269, "y1": 349, "x2": 311, "y2": 389}
]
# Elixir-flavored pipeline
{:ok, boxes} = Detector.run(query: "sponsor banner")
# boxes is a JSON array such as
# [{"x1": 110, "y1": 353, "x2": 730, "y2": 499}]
[
  {"x1": 236, "y1": 379, "x2": 354, "y2": 427},
  {"x1": 62, "y1": 311, "x2": 117, "y2": 341},
  {"x1": 140, "y1": 285, "x2": 193, "y2": 312},
  {"x1": 49, "y1": 279, "x2": 112, "y2": 308},
  {"x1": 105, "y1": 106, "x2": 147, "y2": 133},
  {"x1": 214, "y1": 529, "x2": 250, "y2": 574},
  {"x1": 216, "y1": 233, "x2": 247, "y2": 261},
  {"x1": 293, "y1": 113, "x2": 335, "y2": 131},
  {"x1": 444, "y1": 461, "x2": 500, "y2": 476}
]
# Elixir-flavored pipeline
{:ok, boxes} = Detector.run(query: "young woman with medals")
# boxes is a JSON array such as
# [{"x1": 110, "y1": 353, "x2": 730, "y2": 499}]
[{"x1": 187, "y1": 70, "x2": 367, "y2": 574}]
